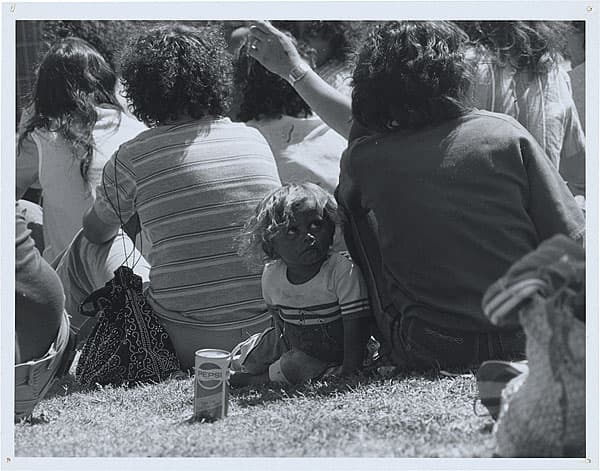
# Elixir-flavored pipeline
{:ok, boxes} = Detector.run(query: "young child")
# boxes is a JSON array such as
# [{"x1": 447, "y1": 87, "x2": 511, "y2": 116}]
[{"x1": 232, "y1": 183, "x2": 372, "y2": 385}]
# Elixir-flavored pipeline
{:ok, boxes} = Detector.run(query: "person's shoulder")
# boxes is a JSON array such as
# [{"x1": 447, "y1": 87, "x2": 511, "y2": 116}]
[
  {"x1": 262, "y1": 259, "x2": 285, "y2": 283},
  {"x1": 218, "y1": 118, "x2": 274, "y2": 147},
  {"x1": 344, "y1": 132, "x2": 381, "y2": 162},
  {"x1": 117, "y1": 112, "x2": 148, "y2": 134},
  {"x1": 327, "y1": 251, "x2": 358, "y2": 274},
  {"x1": 465, "y1": 109, "x2": 529, "y2": 136},
  {"x1": 115, "y1": 123, "x2": 166, "y2": 156}
]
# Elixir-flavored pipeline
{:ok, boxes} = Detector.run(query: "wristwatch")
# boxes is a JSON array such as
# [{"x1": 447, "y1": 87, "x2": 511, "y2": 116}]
[{"x1": 287, "y1": 62, "x2": 311, "y2": 85}]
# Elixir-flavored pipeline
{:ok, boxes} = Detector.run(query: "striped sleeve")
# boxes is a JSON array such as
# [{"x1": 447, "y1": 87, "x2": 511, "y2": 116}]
[
  {"x1": 333, "y1": 254, "x2": 371, "y2": 320},
  {"x1": 93, "y1": 146, "x2": 137, "y2": 226}
]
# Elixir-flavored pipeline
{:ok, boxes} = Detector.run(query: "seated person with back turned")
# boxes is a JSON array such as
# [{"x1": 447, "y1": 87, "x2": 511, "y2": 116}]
[{"x1": 59, "y1": 24, "x2": 282, "y2": 370}]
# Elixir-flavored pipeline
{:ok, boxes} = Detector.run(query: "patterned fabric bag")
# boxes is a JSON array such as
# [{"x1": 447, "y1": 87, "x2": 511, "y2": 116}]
[{"x1": 76, "y1": 265, "x2": 181, "y2": 387}]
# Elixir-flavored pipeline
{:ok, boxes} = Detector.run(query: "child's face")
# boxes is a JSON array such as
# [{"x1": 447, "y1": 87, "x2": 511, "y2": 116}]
[{"x1": 272, "y1": 199, "x2": 334, "y2": 270}]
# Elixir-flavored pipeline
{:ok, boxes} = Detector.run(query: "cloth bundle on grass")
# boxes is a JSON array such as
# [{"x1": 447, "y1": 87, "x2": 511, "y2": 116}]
[
  {"x1": 482, "y1": 234, "x2": 585, "y2": 457},
  {"x1": 76, "y1": 266, "x2": 181, "y2": 387}
]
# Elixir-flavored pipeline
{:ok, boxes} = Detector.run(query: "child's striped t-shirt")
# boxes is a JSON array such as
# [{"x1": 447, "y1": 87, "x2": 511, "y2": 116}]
[{"x1": 262, "y1": 252, "x2": 371, "y2": 326}]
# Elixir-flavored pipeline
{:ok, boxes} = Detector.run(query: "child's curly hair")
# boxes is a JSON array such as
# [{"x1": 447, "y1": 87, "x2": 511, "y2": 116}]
[
  {"x1": 119, "y1": 24, "x2": 232, "y2": 126},
  {"x1": 457, "y1": 21, "x2": 574, "y2": 75},
  {"x1": 233, "y1": 32, "x2": 314, "y2": 122},
  {"x1": 352, "y1": 21, "x2": 473, "y2": 133},
  {"x1": 237, "y1": 183, "x2": 339, "y2": 266}
]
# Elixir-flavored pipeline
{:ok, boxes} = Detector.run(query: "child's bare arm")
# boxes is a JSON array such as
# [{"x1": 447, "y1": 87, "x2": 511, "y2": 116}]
[{"x1": 342, "y1": 315, "x2": 371, "y2": 375}]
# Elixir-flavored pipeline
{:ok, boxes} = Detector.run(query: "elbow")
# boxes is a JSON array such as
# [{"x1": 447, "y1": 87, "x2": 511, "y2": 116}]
[
  {"x1": 82, "y1": 207, "x2": 113, "y2": 244},
  {"x1": 81, "y1": 225, "x2": 102, "y2": 244}
]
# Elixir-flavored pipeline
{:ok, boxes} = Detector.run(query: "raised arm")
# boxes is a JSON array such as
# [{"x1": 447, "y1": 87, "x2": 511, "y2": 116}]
[{"x1": 247, "y1": 20, "x2": 353, "y2": 139}]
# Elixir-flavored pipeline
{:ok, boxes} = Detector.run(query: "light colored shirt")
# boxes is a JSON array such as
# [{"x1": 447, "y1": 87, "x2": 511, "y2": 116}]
[
  {"x1": 16, "y1": 106, "x2": 146, "y2": 262},
  {"x1": 262, "y1": 252, "x2": 370, "y2": 326},
  {"x1": 93, "y1": 117, "x2": 282, "y2": 325},
  {"x1": 471, "y1": 56, "x2": 585, "y2": 171},
  {"x1": 247, "y1": 114, "x2": 347, "y2": 194}
]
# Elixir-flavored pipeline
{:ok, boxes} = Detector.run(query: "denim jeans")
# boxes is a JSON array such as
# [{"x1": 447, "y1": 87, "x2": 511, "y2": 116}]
[
  {"x1": 377, "y1": 303, "x2": 526, "y2": 371},
  {"x1": 282, "y1": 319, "x2": 344, "y2": 364}
]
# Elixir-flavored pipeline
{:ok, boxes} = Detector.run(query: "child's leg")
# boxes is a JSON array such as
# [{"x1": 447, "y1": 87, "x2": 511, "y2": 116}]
[
  {"x1": 270, "y1": 349, "x2": 333, "y2": 384},
  {"x1": 229, "y1": 326, "x2": 287, "y2": 387}
]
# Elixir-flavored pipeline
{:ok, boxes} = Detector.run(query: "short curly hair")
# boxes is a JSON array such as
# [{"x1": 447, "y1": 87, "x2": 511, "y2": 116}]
[
  {"x1": 233, "y1": 33, "x2": 313, "y2": 122},
  {"x1": 352, "y1": 21, "x2": 473, "y2": 132},
  {"x1": 119, "y1": 24, "x2": 232, "y2": 126},
  {"x1": 457, "y1": 21, "x2": 574, "y2": 75},
  {"x1": 237, "y1": 183, "x2": 339, "y2": 266}
]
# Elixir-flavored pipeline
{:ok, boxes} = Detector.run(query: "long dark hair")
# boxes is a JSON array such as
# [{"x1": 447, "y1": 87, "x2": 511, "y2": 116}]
[
  {"x1": 457, "y1": 21, "x2": 573, "y2": 75},
  {"x1": 18, "y1": 37, "x2": 120, "y2": 183},
  {"x1": 233, "y1": 33, "x2": 313, "y2": 122}
]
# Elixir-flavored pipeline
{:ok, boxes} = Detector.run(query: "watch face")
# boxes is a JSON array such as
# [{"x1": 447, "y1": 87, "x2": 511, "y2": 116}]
[{"x1": 289, "y1": 64, "x2": 309, "y2": 83}]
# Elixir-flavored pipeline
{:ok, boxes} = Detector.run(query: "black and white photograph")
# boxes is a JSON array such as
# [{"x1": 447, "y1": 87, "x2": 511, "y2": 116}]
[{"x1": 1, "y1": 1, "x2": 598, "y2": 469}]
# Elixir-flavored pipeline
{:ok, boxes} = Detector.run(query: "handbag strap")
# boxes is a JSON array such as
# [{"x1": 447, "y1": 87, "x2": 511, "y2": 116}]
[{"x1": 79, "y1": 284, "x2": 113, "y2": 317}]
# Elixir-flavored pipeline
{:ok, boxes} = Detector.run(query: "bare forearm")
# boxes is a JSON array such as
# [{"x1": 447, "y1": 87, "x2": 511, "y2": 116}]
[
  {"x1": 247, "y1": 20, "x2": 352, "y2": 139},
  {"x1": 292, "y1": 70, "x2": 352, "y2": 139}
]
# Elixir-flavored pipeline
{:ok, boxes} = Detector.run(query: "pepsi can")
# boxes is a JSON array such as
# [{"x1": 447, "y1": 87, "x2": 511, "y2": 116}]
[{"x1": 194, "y1": 349, "x2": 231, "y2": 421}]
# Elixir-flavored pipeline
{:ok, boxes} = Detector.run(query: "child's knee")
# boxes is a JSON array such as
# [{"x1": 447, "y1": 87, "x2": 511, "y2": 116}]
[{"x1": 272, "y1": 349, "x2": 330, "y2": 384}]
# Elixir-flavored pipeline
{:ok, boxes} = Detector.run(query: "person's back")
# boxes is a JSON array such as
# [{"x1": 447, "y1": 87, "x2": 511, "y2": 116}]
[
  {"x1": 26, "y1": 108, "x2": 145, "y2": 261},
  {"x1": 234, "y1": 33, "x2": 347, "y2": 194},
  {"x1": 247, "y1": 114, "x2": 346, "y2": 194},
  {"x1": 102, "y1": 118, "x2": 281, "y2": 325},
  {"x1": 76, "y1": 24, "x2": 284, "y2": 370},
  {"x1": 343, "y1": 109, "x2": 583, "y2": 330},
  {"x1": 16, "y1": 37, "x2": 146, "y2": 262}
]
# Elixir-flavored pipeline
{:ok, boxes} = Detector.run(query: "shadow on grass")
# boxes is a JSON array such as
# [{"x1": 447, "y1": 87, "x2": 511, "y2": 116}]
[
  {"x1": 232, "y1": 366, "x2": 476, "y2": 408},
  {"x1": 232, "y1": 369, "x2": 404, "y2": 408},
  {"x1": 44, "y1": 369, "x2": 192, "y2": 401}
]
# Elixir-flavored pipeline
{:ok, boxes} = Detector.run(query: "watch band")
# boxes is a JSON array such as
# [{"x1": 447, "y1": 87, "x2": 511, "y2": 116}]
[{"x1": 287, "y1": 62, "x2": 311, "y2": 85}]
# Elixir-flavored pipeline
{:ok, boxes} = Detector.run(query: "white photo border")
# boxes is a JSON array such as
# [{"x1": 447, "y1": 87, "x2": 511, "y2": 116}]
[{"x1": 1, "y1": 1, "x2": 598, "y2": 470}]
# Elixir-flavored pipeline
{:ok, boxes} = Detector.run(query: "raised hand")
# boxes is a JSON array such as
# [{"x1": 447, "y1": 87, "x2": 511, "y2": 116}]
[{"x1": 247, "y1": 20, "x2": 306, "y2": 79}]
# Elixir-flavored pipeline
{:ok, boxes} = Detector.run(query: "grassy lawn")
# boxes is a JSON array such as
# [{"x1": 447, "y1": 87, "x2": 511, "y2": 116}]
[{"x1": 14, "y1": 367, "x2": 496, "y2": 458}]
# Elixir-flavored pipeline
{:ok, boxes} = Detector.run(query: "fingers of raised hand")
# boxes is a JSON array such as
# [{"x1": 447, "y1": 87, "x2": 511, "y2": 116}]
[
  {"x1": 249, "y1": 24, "x2": 270, "y2": 42},
  {"x1": 249, "y1": 20, "x2": 278, "y2": 35}
]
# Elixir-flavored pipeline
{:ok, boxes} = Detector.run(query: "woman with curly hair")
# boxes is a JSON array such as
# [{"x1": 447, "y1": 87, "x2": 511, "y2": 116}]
[
  {"x1": 246, "y1": 20, "x2": 584, "y2": 371},
  {"x1": 460, "y1": 21, "x2": 585, "y2": 197},
  {"x1": 62, "y1": 24, "x2": 281, "y2": 369},
  {"x1": 233, "y1": 34, "x2": 347, "y2": 194},
  {"x1": 16, "y1": 37, "x2": 147, "y2": 262}
]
